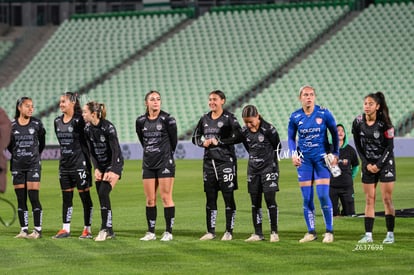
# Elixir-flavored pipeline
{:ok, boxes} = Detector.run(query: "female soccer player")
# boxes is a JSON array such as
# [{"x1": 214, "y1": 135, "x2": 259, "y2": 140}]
[
  {"x1": 136, "y1": 91, "x2": 177, "y2": 242},
  {"x1": 329, "y1": 123, "x2": 359, "y2": 217},
  {"x1": 8, "y1": 97, "x2": 46, "y2": 239},
  {"x1": 82, "y1": 101, "x2": 124, "y2": 241},
  {"x1": 192, "y1": 90, "x2": 242, "y2": 241},
  {"x1": 287, "y1": 85, "x2": 339, "y2": 243},
  {"x1": 241, "y1": 105, "x2": 281, "y2": 242},
  {"x1": 53, "y1": 92, "x2": 93, "y2": 239},
  {"x1": 352, "y1": 92, "x2": 396, "y2": 244}
]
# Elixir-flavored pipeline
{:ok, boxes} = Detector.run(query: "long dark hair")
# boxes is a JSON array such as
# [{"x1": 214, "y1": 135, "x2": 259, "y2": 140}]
[
  {"x1": 85, "y1": 101, "x2": 106, "y2": 120},
  {"x1": 63, "y1": 92, "x2": 82, "y2": 116},
  {"x1": 144, "y1": 90, "x2": 161, "y2": 113},
  {"x1": 365, "y1": 92, "x2": 393, "y2": 127},
  {"x1": 14, "y1": 97, "x2": 32, "y2": 119}
]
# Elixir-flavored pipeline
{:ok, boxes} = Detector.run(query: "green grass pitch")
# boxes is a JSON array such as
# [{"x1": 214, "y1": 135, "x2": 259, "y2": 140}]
[{"x1": 0, "y1": 158, "x2": 413, "y2": 274}]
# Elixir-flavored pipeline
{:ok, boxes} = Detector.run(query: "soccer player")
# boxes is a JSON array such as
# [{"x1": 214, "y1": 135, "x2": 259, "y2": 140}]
[
  {"x1": 192, "y1": 90, "x2": 242, "y2": 241},
  {"x1": 53, "y1": 92, "x2": 93, "y2": 239},
  {"x1": 241, "y1": 105, "x2": 281, "y2": 242},
  {"x1": 352, "y1": 92, "x2": 396, "y2": 244},
  {"x1": 136, "y1": 91, "x2": 177, "y2": 242},
  {"x1": 287, "y1": 85, "x2": 339, "y2": 243},
  {"x1": 329, "y1": 123, "x2": 359, "y2": 217},
  {"x1": 82, "y1": 101, "x2": 124, "y2": 241},
  {"x1": 8, "y1": 97, "x2": 46, "y2": 239},
  {"x1": 0, "y1": 107, "x2": 11, "y2": 193}
]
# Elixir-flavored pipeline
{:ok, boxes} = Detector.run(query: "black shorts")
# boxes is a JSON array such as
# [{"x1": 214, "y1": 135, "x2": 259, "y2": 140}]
[
  {"x1": 12, "y1": 170, "x2": 41, "y2": 184},
  {"x1": 203, "y1": 159, "x2": 238, "y2": 193},
  {"x1": 248, "y1": 169, "x2": 279, "y2": 194},
  {"x1": 362, "y1": 159, "x2": 396, "y2": 184},
  {"x1": 59, "y1": 169, "x2": 92, "y2": 190},
  {"x1": 142, "y1": 164, "x2": 175, "y2": 179}
]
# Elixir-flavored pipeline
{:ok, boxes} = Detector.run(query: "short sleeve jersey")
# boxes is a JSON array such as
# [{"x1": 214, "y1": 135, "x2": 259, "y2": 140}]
[
  {"x1": 135, "y1": 111, "x2": 177, "y2": 170},
  {"x1": 8, "y1": 117, "x2": 45, "y2": 171},
  {"x1": 54, "y1": 114, "x2": 90, "y2": 173}
]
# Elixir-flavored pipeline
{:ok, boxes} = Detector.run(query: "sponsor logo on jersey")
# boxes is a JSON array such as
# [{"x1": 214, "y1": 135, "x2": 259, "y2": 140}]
[
  {"x1": 385, "y1": 128, "x2": 394, "y2": 139},
  {"x1": 223, "y1": 168, "x2": 232, "y2": 173},
  {"x1": 258, "y1": 134, "x2": 264, "y2": 142},
  {"x1": 29, "y1": 127, "x2": 35, "y2": 135},
  {"x1": 14, "y1": 130, "x2": 20, "y2": 134},
  {"x1": 315, "y1": 118, "x2": 322, "y2": 125}
]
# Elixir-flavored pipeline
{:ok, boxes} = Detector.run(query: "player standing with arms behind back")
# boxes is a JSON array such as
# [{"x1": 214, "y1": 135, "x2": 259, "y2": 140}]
[
  {"x1": 287, "y1": 85, "x2": 339, "y2": 243},
  {"x1": 83, "y1": 101, "x2": 124, "y2": 241},
  {"x1": 241, "y1": 105, "x2": 281, "y2": 242},
  {"x1": 192, "y1": 90, "x2": 242, "y2": 241},
  {"x1": 352, "y1": 92, "x2": 396, "y2": 244},
  {"x1": 8, "y1": 97, "x2": 46, "y2": 239},
  {"x1": 53, "y1": 92, "x2": 94, "y2": 239},
  {"x1": 136, "y1": 91, "x2": 177, "y2": 242}
]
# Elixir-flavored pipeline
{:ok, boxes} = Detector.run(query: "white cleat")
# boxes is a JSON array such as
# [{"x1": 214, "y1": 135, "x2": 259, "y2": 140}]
[
  {"x1": 322, "y1": 232, "x2": 334, "y2": 243},
  {"x1": 299, "y1": 232, "x2": 317, "y2": 243},
  {"x1": 160, "y1": 232, "x2": 173, "y2": 242},
  {"x1": 245, "y1": 234, "x2": 264, "y2": 242},
  {"x1": 270, "y1": 232, "x2": 280, "y2": 243},
  {"x1": 221, "y1": 231, "x2": 232, "y2": 241},
  {"x1": 140, "y1": 232, "x2": 156, "y2": 241},
  {"x1": 199, "y1": 232, "x2": 216, "y2": 241}
]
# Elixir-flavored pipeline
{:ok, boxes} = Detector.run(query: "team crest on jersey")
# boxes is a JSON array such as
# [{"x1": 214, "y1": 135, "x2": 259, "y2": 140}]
[
  {"x1": 315, "y1": 118, "x2": 322, "y2": 125},
  {"x1": 100, "y1": 135, "x2": 106, "y2": 142},
  {"x1": 29, "y1": 127, "x2": 35, "y2": 135},
  {"x1": 156, "y1": 123, "x2": 163, "y2": 131},
  {"x1": 68, "y1": 126, "x2": 73, "y2": 132},
  {"x1": 258, "y1": 134, "x2": 264, "y2": 142},
  {"x1": 217, "y1": 121, "x2": 223, "y2": 128},
  {"x1": 373, "y1": 130, "x2": 380, "y2": 139}
]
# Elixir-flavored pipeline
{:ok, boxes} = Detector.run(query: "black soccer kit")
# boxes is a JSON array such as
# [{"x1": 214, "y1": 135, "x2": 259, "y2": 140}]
[
  {"x1": 8, "y1": 117, "x2": 45, "y2": 229},
  {"x1": 241, "y1": 118, "x2": 281, "y2": 235},
  {"x1": 55, "y1": 114, "x2": 93, "y2": 226},
  {"x1": 352, "y1": 114, "x2": 396, "y2": 183},
  {"x1": 329, "y1": 144, "x2": 359, "y2": 216},
  {"x1": 135, "y1": 110, "x2": 177, "y2": 234},
  {"x1": 84, "y1": 119, "x2": 124, "y2": 232},
  {"x1": 135, "y1": 110, "x2": 177, "y2": 178},
  {"x1": 192, "y1": 110, "x2": 242, "y2": 235}
]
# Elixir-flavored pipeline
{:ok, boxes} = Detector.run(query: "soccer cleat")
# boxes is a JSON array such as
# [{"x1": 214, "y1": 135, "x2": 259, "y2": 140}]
[
  {"x1": 15, "y1": 229, "x2": 29, "y2": 239},
  {"x1": 140, "y1": 232, "x2": 156, "y2": 241},
  {"x1": 221, "y1": 231, "x2": 232, "y2": 241},
  {"x1": 322, "y1": 232, "x2": 334, "y2": 243},
  {"x1": 94, "y1": 229, "x2": 113, "y2": 242},
  {"x1": 299, "y1": 232, "x2": 317, "y2": 243},
  {"x1": 79, "y1": 229, "x2": 93, "y2": 239},
  {"x1": 358, "y1": 235, "x2": 373, "y2": 243},
  {"x1": 270, "y1": 232, "x2": 280, "y2": 243},
  {"x1": 199, "y1": 232, "x2": 216, "y2": 241},
  {"x1": 160, "y1": 232, "x2": 173, "y2": 242},
  {"x1": 53, "y1": 229, "x2": 70, "y2": 239},
  {"x1": 27, "y1": 230, "x2": 42, "y2": 239},
  {"x1": 382, "y1": 235, "x2": 394, "y2": 244},
  {"x1": 245, "y1": 234, "x2": 265, "y2": 242}
]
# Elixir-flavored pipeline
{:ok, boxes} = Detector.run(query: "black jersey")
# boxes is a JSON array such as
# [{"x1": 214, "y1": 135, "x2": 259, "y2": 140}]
[
  {"x1": 352, "y1": 114, "x2": 394, "y2": 168},
  {"x1": 192, "y1": 110, "x2": 242, "y2": 162},
  {"x1": 330, "y1": 144, "x2": 359, "y2": 188},
  {"x1": 241, "y1": 119, "x2": 281, "y2": 174},
  {"x1": 84, "y1": 119, "x2": 124, "y2": 176},
  {"x1": 7, "y1": 117, "x2": 45, "y2": 171},
  {"x1": 135, "y1": 110, "x2": 177, "y2": 170},
  {"x1": 54, "y1": 114, "x2": 91, "y2": 173}
]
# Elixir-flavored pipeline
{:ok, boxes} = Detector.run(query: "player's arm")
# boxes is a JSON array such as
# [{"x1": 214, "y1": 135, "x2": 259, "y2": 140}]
[
  {"x1": 375, "y1": 127, "x2": 394, "y2": 169},
  {"x1": 217, "y1": 114, "x2": 243, "y2": 145},
  {"x1": 191, "y1": 118, "x2": 205, "y2": 147},
  {"x1": 351, "y1": 117, "x2": 368, "y2": 166},
  {"x1": 288, "y1": 116, "x2": 301, "y2": 166},
  {"x1": 326, "y1": 111, "x2": 339, "y2": 157},
  {"x1": 38, "y1": 121, "x2": 46, "y2": 154},
  {"x1": 166, "y1": 116, "x2": 178, "y2": 152},
  {"x1": 107, "y1": 125, "x2": 123, "y2": 176},
  {"x1": 135, "y1": 117, "x2": 145, "y2": 145}
]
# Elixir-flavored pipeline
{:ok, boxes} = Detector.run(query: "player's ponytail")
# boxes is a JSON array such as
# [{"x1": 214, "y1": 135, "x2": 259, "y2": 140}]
[
  {"x1": 375, "y1": 92, "x2": 392, "y2": 128},
  {"x1": 86, "y1": 101, "x2": 106, "y2": 120},
  {"x1": 14, "y1": 97, "x2": 31, "y2": 119}
]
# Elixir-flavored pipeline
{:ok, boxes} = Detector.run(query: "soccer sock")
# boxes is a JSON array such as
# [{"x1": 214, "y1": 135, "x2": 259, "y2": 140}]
[
  {"x1": 300, "y1": 186, "x2": 315, "y2": 233},
  {"x1": 97, "y1": 181, "x2": 112, "y2": 230},
  {"x1": 364, "y1": 217, "x2": 375, "y2": 233},
  {"x1": 15, "y1": 188, "x2": 29, "y2": 228},
  {"x1": 223, "y1": 191, "x2": 236, "y2": 234},
  {"x1": 146, "y1": 206, "x2": 157, "y2": 233},
  {"x1": 206, "y1": 191, "x2": 218, "y2": 234},
  {"x1": 79, "y1": 190, "x2": 93, "y2": 227},
  {"x1": 28, "y1": 189, "x2": 42, "y2": 229},
  {"x1": 265, "y1": 191, "x2": 278, "y2": 233},
  {"x1": 62, "y1": 191, "x2": 73, "y2": 228},
  {"x1": 164, "y1": 206, "x2": 175, "y2": 233},
  {"x1": 250, "y1": 193, "x2": 263, "y2": 235},
  {"x1": 385, "y1": 215, "x2": 395, "y2": 233},
  {"x1": 316, "y1": 185, "x2": 333, "y2": 233}
]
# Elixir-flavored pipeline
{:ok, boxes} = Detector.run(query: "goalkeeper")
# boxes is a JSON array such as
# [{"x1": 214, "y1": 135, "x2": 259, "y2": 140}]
[{"x1": 288, "y1": 85, "x2": 339, "y2": 244}]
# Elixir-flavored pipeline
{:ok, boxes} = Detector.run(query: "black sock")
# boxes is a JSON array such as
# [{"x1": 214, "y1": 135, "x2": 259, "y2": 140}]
[
  {"x1": 98, "y1": 181, "x2": 112, "y2": 230},
  {"x1": 146, "y1": 206, "x2": 157, "y2": 233},
  {"x1": 62, "y1": 191, "x2": 73, "y2": 224},
  {"x1": 79, "y1": 191, "x2": 93, "y2": 226},
  {"x1": 164, "y1": 206, "x2": 175, "y2": 233},
  {"x1": 385, "y1": 215, "x2": 395, "y2": 232},
  {"x1": 28, "y1": 190, "x2": 42, "y2": 227},
  {"x1": 365, "y1": 217, "x2": 375, "y2": 233},
  {"x1": 15, "y1": 188, "x2": 28, "y2": 228}
]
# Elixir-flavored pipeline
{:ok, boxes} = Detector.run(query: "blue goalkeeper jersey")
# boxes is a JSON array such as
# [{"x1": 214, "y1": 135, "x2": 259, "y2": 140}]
[{"x1": 288, "y1": 105, "x2": 339, "y2": 159}]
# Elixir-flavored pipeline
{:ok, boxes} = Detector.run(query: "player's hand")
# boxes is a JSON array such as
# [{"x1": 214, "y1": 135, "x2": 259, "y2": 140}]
[
  {"x1": 103, "y1": 171, "x2": 120, "y2": 187},
  {"x1": 95, "y1": 169, "x2": 103, "y2": 181},
  {"x1": 203, "y1": 139, "x2": 212, "y2": 147},
  {"x1": 292, "y1": 156, "x2": 301, "y2": 167},
  {"x1": 211, "y1": 138, "x2": 218, "y2": 146}
]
